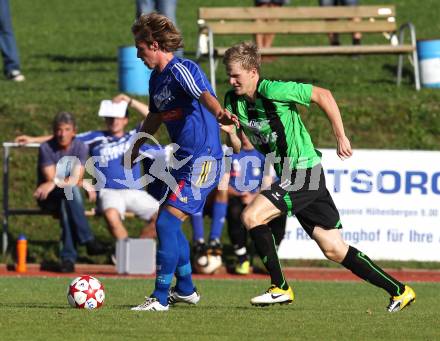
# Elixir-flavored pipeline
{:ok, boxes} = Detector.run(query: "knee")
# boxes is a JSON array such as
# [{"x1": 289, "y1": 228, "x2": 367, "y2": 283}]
[
  {"x1": 104, "y1": 208, "x2": 120, "y2": 219},
  {"x1": 241, "y1": 207, "x2": 259, "y2": 230},
  {"x1": 104, "y1": 208, "x2": 123, "y2": 227},
  {"x1": 70, "y1": 186, "x2": 84, "y2": 203},
  {"x1": 321, "y1": 243, "x2": 348, "y2": 263},
  {"x1": 64, "y1": 186, "x2": 84, "y2": 206},
  {"x1": 147, "y1": 197, "x2": 160, "y2": 214}
]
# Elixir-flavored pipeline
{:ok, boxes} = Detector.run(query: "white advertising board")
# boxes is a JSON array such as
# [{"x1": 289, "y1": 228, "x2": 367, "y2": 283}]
[{"x1": 278, "y1": 149, "x2": 440, "y2": 261}]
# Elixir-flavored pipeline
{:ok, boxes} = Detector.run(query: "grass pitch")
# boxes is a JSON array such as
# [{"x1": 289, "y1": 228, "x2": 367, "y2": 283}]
[
  {"x1": 0, "y1": 277, "x2": 438, "y2": 341},
  {"x1": 1, "y1": 0, "x2": 440, "y2": 263}
]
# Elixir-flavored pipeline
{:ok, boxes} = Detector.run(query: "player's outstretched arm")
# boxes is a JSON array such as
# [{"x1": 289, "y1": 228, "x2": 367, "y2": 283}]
[
  {"x1": 15, "y1": 134, "x2": 52, "y2": 145},
  {"x1": 112, "y1": 93, "x2": 150, "y2": 118},
  {"x1": 311, "y1": 86, "x2": 353, "y2": 160},
  {"x1": 199, "y1": 91, "x2": 236, "y2": 125}
]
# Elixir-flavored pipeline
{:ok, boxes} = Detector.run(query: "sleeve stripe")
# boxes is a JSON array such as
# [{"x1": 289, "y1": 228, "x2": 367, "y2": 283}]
[
  {"x1": 76, "y1": 134, "x2": 106, "y2": 145},
  {"x1": 174, "y1": 63, "x2": 202, "y2": 98},
  {"x1": 173, "y1": 63, "x2": 202, "y2": 98}
]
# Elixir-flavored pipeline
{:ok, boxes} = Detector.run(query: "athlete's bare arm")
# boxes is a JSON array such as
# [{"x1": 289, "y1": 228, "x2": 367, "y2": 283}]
[
  {"x1": 15, "y1": 134, "x2": 52, "y2": 145},
  {"x1": 311, "y1": 86, "x2": 353, "y2": 160},
  {"x1": 220, "y1": 124, "x2": 242, "y2": 153},
  {"x1": 34, "y1": 163, "x2": 85, "y2": 201},
  {"x1": 126, "y1": 112, "x2": 162, "y2": 168},
  {"x1": 112, "y1": 93, "x2": 149, "y2": 118},
  {"x1": 199, "y1": 91, "x2": 237, "y2": 126}
]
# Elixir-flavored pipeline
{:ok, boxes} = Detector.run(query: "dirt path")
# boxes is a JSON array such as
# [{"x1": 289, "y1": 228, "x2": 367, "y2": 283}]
[{"x1": 1, "y1": 263, "x2": 440, "y2": 282}]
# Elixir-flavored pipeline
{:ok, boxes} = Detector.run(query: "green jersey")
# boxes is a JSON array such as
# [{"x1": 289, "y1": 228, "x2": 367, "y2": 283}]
[{"x1": 224, "y1": 79, "x2": 321, "y2": 176}]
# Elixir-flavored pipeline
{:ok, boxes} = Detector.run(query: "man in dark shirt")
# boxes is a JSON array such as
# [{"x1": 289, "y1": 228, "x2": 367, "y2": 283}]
[{"x1": 36, "y1": 112, "x2": 105, "y2": 272}]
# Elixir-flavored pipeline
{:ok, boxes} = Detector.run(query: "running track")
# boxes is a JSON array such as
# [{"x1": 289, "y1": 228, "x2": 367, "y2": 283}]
[{"x1": 1, "y1": 264, "x2": 440, "y2": 282}]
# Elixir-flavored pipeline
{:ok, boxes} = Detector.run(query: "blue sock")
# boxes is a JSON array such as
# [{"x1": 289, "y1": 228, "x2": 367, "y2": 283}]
[
  {"x1": 175, "y1": 228, "x2": 195, "y2": 296},
  {"x1": 152, "y1": 209, "x2": 181, "y2": 306},
  {"x1": 209, "y1": 201, "x2": 227, "y2": 241},
  {"x1": 191, "y1": 211, "x2": 205, "y2": 242}
]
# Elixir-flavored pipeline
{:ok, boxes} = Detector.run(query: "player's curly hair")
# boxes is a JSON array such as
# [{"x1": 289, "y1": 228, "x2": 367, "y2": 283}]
[
  {"x1": 223, "y1": 41, "x2": 261, "y2": 73},
  {"x1": 131, "y1": 12, "x2": 183, "y2": 52}
]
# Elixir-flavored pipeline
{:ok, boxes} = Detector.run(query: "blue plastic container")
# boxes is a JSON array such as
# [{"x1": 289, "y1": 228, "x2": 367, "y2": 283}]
[
  {"x1": 417, "y1": 39, "x2": 440, "y2": 88},
  {"x1": 118, "y1": 46, "x2": 152, "y2": 96}
]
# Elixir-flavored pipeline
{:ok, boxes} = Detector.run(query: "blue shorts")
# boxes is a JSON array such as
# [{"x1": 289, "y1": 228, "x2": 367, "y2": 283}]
[{"x1": 165, "y1": 158, "x2": 222, "y2": 215}]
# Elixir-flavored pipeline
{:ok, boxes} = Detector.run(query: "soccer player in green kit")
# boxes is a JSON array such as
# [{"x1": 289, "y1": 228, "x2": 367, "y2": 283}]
[{"x1": 222, "y1": 41, "x2": 415, "y2": 312}]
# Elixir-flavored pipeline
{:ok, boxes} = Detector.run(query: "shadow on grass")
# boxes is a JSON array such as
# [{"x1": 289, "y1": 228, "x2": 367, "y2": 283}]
[
  {"x1": 367, "y1": 78, "x2": 396, "y2": 85},
  {"x1": 167, "y1": 305, "x2": 291, "y2": 312},
  {"x1": 1, "y1": 303, "x2": 69, "y2": 309},
  {"x1": 66, "y1": 85, "x2": 109, "y2": 92},
  {"x1": 111, "y1": 304, "x2": 138, "y2": 310},
  {"x1": 38, "y1": 51, "x2": 198, "y2": 65},
  {"x1": 37, "y1": 54, "x2": 115, "y2": 64},
  {"x1": 383, "y1": 63, "x2": 414, "y2": 79}
]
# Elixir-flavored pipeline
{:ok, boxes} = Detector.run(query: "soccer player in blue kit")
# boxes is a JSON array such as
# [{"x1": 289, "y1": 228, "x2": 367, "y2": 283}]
[{"x1": 128, "y1": 13, "x2": 236, "y2": 311}]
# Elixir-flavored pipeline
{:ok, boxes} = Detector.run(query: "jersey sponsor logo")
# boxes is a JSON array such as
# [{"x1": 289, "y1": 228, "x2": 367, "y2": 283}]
[
  {"x1": 98, "y1": 140, "x2": 132, "y2": 162},
  {"x1": 154, "y1": 83, "x2": 175, "y2": 110},
  {"x1": 247, "y1": 119, "x2": 270, "y2": 131},
  {"x1": 245, "y1": 120, "x2": 279, "y2": 145},
  {"x1": 248, "y1": 131, "x2": 278, "y2": 145},
  {"x1": 161, "y1": 108, "x2": 184, "y2": 122}
]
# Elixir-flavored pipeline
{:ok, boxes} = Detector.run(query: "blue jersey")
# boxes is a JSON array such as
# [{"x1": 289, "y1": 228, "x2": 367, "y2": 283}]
[
  {"x1": 76, "y1": 129, "x2": 156, "y2": 190},
  {"x1": 229, "y1": 149, "x2": 267, "y2": 193},
  {"x1": 149, "y1": 56, "x2": 223, "y2": 168}
]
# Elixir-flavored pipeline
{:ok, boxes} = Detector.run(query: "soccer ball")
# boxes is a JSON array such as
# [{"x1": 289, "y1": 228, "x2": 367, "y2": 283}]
[
  {"x1": 194, "y1": 254, "x2": 222, "y2": 274},
  {"x1": 67, "y1": 275, "x2": 105, "y2": 309}
]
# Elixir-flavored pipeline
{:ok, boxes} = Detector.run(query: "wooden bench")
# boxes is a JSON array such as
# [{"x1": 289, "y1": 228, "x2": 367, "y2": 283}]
[{"x1": 196, "y1": 5, "x2": 420, "y2": 92}]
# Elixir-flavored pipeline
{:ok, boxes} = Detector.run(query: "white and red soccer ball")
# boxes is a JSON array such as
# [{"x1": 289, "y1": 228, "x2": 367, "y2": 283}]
[
  {"x1": 67, "y1": 275, "x2": 105, "y2": 309},
  {"x1": 194, "y1": 254, "x2": 222, "y2": 275}
]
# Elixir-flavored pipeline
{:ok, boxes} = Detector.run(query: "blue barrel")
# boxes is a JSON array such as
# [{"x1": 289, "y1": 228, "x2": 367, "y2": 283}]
[
  {"x1": 118, "y1": 46, "x2": 152, "y2": 96},
  {"x1": 417, "y1": 39, "x2": 440, "y2": 88}
]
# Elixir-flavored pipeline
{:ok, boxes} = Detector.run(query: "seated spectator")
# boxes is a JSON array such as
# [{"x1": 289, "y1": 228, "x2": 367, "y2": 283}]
[
  {"x1": 76, "y1": 94, "x2": 160, "y2": 243},
  {"x1": 254, "y1": 0, "x2": 290, "y2": 62},
  {"x1": 319, "y1": 0, "x2": 362, "y2": 46},
  {"x1": 15, "y1": 94, "x2": 160, "y2": 249},
  {"x1": 33, "y1": 112, "x2": 106, "y2": 273}
]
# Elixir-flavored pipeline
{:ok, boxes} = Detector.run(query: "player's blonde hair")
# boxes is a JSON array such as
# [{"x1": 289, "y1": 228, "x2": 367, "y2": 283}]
[
  {"x1": 223, "y1": 41, "x2": 261, "y2": 73},
  {"x1": 131, "y1": 13, "x2": 183, "y2": 52}
]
